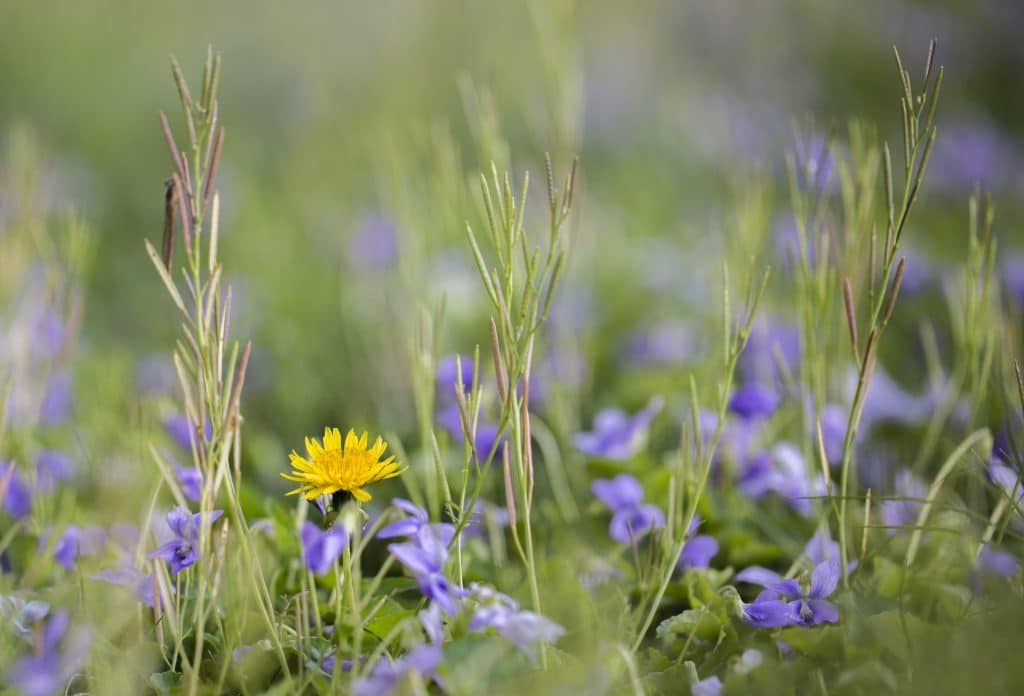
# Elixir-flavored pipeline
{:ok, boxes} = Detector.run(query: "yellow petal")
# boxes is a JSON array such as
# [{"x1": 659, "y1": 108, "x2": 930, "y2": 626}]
[
  {"x1": 323, "y1": 427, "x2": 342, "y2": 451},
  {"x1": 351, "y1": 487, "x2": 372, "y2": 502}
]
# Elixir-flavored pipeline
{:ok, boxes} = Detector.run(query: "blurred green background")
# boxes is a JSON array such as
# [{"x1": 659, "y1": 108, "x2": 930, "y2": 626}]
[{"x1": 1, "y1": 0, "x2": 1021, "y2": 488}]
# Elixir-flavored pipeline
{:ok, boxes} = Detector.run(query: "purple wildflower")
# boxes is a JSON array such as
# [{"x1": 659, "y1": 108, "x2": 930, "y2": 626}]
[
  {"x1": 728, "y1": 383, "x2": 779, "y2": 421},
  {"x1": 436, "y1": 402, "x2": 503, "y2": 461},
  {"x1": 738, "y1": 443, "x2": 824, "y2": 516},
  {"x1": 819, "y1": 404, "x2": 847, "y2": 463},
  {"x1": 467, "y1": 584, "x2": 565, "y2": 657},
  {"x1": 592, "y1": 474, "x2": 665, "y2": 543},
  {"x1": 50, "y1": 525, "x2": 82, "y2": 570},
  {"x1": 172, "y1": 458, "x2": 203, "y2": 502},
  {"x1": 147, "y1": 506, "x2": 223, "y2": 574},
  {"x1": 347, "y1": 212, "x2": 398, "y2": 270},
  {"x1": 436, "y1": 355, "x2": 474, "y2": 401},
  {"x1": 691, "y1": 675, "x2": 723, "y2": 696},
  {"x1": 880, "y1": 470, "x2": 929, "y2": 533},
  {"x1": 2, "y1": 462, "x2": 32, "y2": 519},
  {"x1": 1003, "y1": 252, "x2": 1024, "y2": 307},
  {"x1": 772, "y1": 560, "x2": 841, "y2": 626},
  {"x1": 35, "y1": 450, "x2": 73, "y2": 492},
  {"x1": 378, "y1": 498, "x2": 455, "y2": 545},
  {"x1": 92, "y1": 564, "x2": 158, "y2": 607},
  {"x1": 574, "y1": 397, "x2": 663, "y2": 460},
  {"x1": 388, "y1": 525, "x2": 461, "y2": 615},
  {"x1": 677, "y1": 515, "x2": 719, "y2": 570},
  {"x1": 739, "y1": 317, "x2": 800, "y2": 386},
  {"x1": 9, "y1": 610, "x2": 87, "y2": 696},
  {"x1": 162, "y1": 413, "x2": 212, "y2": 453},
  {"x1": 39, "y1": 371, "x2": 72, "y2": 426},
  {"x1": 0, "y1": 595, "x2": 49, "y2": 639},
  {"x1": 353, "y1": 644, "x2": 443, "y2": 696},
  {"x1": 988, "y1": 458, "x2": 1023, "y2": 507},
  {"x1": 300, "y1": 521, "x2": 348, "y2": 575},
  {"x1": 978, "y1": 544, "x2": 1020, "y2": 578}
]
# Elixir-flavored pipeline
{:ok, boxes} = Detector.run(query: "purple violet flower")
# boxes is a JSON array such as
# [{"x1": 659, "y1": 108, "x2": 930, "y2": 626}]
[
  {"x1": 50, "y1": 525, "x2": 82, "y2": 570},
  {"x1": 92, "y1": 564, "x2": 158, "y2": 607},
  {"x1": 353, "y1": 644, "x2": 444, "y2": 696},
  {"x1": 677, "y1": 515, "x2": 719, "y2": 570},
  {"x1": 174, "y1": 462, "x2": 203, "y2": 502},
  {"x1": 436, "y1": 403, "x2": 503, "y2": 462},
  {"x1": 592, "y1": 474, "x2": 665, "y2": 543},
  {"x1": 977, "y1": 544, "x2": 1020, "y2": 578},
  {"x1": 436, "y1": 355, "x2": 474, "y2": 401},
  {"x1": 467, "y1": 584, "x2": 565, "y2": 657},
  {"x1": 347, "y1": 212, "x2": 398, "y2": 270},
  {"x1": 691, "y1": 675, "x2": 723, "y2": 696},
  {"x1": 378, "y1": 498, "x2": 455, "y2": 545},
  {"x1": 300, "y1": 521, "x2": 348, "y2": 575},
  {"x1": 35, "y1": 450, "x2": 73, "y2": 492},
  {"x1": 2, "y1": 462, "x2": 32, "y2": 519},
  {"x1": 728, "y1": 383, "x2": 780, "y2": 421},
  {"x1": 388, "y1": 525, "x2": 461, "y2": 615},
  {"x1": 9, "y1": 610, "x2": 87, "y2": 696},
  {"x1": 743, "y1": 560, "x2": 840, "y2": 627},
  {"x1": 574, "y1": 397, "x2": 663, "y2": 460},
  {"x1": 147, "y1": 506, "x2": 223, "y2": 574},
  {"x1": 39, "y1": 371, "x2": 72, "y2": 426},
  {"x1": 738, "y1": 443, "x2": 824, "y2": 516},
  {"x1": 880, "y1": 470, "x2": 929, "y2": 533},
  {"x1": 162, "y1": 413, "x2": 213, "y2": 453}
]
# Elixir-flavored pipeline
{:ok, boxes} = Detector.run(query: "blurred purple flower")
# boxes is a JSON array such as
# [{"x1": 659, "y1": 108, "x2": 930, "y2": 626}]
[
  {"x1": 739, "y1": 318, "x2": 800, "y2": 387},
  {"x1": 677, "y1": 515, "x2": 718, "y2": 570},
  {"x1": 9, "y1": 610, "x2": 87, "y2": 696},
  {"x1": 574, "y1": 397, "x2": 663, "y2": 460},
  {"x1": 32, "y1": 309, "x2": 66, "y2": 359},
  {"x1": 977, "y1": 544, "x2": 1019, "y2": 577},
  {"x1": 728, "y1": 383, "x2": 780, "y2": 421},
  {"x1": 592, "y1": 474, "x2": 665, "y2": 543},
  {"x1": 92, "y1": 564, "x2": 157, "y2": 607},
  {"x1": 135, "y1": 354, "x2": 177, "y2": 397},
  {"x1": 929, "y1": 119, "x2": 1020, "y2": 193},
  {"x1": 172, "y1": 458, "x2": 203, "y2": 502},
  {"x1": 436, "y1": 355, "x2": 474, "y2": 402},
  {"x1": 300, "y1": 521, "x2": 348, "y2": 575},
  {"x1": 467, "y1": 584, "x2": 565, "y2": 657},
  {"x1": 39, "y1": 371, "x2": 71, "y2": 426},
  {"x1": 35, "y1": 450, "x2": 74, "y2": 492},
  {"x1": 347, "y1": 212, "x2": 398, "y2": 270},
  {"x1": 624, "y1": 321, "x2": 697, "y2": 366},
  {"x1": 804, "y1": 527, "x2": 856, "y2": 574},
  {"x1": 739, "y1": 443, "x2": 824, "y2": 516},
  {"x1": 162, "y1": 413, "x2": 212, "y2": 453},
  {"x1": 818, "y1": 404, "x2": 847, "y2": 464},
  {"x1": 1003, "y1": 252, "x2": 1024, "y2": 307},
  {"x1": 378, "y1": 498, "x2": 455, "y2": 545},
  {"x1": 851, "y1": 367, "x2": 934, "y2": 431},
  {"x1": 880, "y1": 469, "x2": 929, "y2": 533},
  {"x1": 436, "y1": 403, "x2": 503, "y2": 462},
  {"x1": 988, "y1": 458, "x2": 1023, "y2": 507},
  {"x1": 0, "y1": 595, "x2": 49, "y2": 639},
  {"x1": 2, "y1": 463, "x2": 32, "y2": 519},
  {"x1": 692, "y1": 675, "x2": 723, "y2": 696},
  {"x1": 388, "y1": 525, "x2": 461, "y2": 615},
  {"x1": 50, "y1": 525, "x2": 82, "y2": 570},
  {"x1": 148, "y1": 507, "x2": 223, "y2": 574},
  {"x1": 353, "y1": 644, "x2": 443, "y2": 696}
]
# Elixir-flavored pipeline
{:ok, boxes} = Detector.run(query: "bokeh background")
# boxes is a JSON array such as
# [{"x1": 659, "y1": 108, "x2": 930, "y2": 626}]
[{"x1": 1, "y1": 0, "x2": 1021, "y2": 492}]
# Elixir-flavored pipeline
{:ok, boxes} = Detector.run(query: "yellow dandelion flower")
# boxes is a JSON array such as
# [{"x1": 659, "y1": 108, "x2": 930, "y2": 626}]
[{"x1": 281, "y1": 427, "x2": 404, "y2": 502}]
